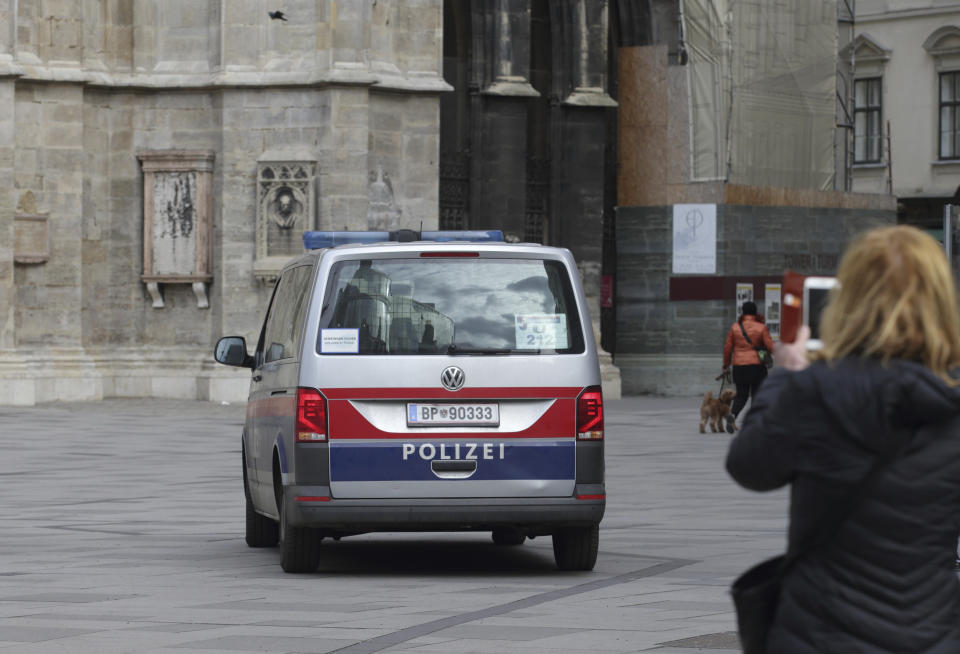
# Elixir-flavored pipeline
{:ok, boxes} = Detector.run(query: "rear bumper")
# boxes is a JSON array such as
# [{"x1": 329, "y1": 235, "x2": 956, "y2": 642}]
[{"x1": 283, "y1": 484, "x2": 605, "y2": 535}]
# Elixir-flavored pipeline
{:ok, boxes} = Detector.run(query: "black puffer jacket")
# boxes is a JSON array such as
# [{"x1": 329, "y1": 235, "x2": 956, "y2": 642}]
[{"x1": 727, "y1": 358, "x2": 960, "y2": 654}]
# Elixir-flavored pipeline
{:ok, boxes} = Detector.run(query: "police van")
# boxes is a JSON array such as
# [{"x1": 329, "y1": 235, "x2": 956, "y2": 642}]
[{"x1": 214, "y1": 229, "x2": 605, "y2": 573}]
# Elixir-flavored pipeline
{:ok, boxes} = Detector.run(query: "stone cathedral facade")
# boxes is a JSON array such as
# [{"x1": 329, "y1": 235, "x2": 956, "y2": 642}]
[
  {"x1": 0, "y1": 1, "x2": 450, "y2": 404},
  {"x1": 0, "y1": 1, "x2": 620, "y2": 405}
]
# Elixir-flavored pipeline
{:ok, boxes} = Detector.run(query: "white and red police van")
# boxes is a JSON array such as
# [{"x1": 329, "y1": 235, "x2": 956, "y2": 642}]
[{"x1": 215, "y1": 230, "x2": 605, "y2": 573}]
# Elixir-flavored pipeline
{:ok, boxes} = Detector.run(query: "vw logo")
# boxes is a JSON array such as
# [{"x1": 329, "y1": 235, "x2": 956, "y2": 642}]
[{"x1": 440, "y1": 366, "x2": 465, "y2": 391}]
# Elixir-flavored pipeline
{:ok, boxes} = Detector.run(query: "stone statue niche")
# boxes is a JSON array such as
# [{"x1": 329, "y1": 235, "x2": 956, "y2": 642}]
[{"x1": 255, "y1": 156, "x2": 317, "y2": 283}]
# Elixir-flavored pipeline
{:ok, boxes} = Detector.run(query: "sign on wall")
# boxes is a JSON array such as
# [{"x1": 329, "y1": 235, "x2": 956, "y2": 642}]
[
  {"x1": 735, "y1": 283, "x2": 753, "y2": 317},
  {"x1": 765, "y1": 283, "x2": 782, "y2": 340},
  {"x1": 672, "y1": 204, "x2": 717, "y2": 274}
]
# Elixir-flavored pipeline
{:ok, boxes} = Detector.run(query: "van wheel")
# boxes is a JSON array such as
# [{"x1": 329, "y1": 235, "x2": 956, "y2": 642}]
[
  {"x1": 491, "y1": 528, "x2": 526, "y2": 546},
  {"x1": 243, "y1": 451, "x2": 279, "y2": 547},
  {"x1": 279, "y1": 491, "x2": 321, "y2": 573},
  {"x1": 552, "y1": 524, "x2": 599, "y2": 571}
]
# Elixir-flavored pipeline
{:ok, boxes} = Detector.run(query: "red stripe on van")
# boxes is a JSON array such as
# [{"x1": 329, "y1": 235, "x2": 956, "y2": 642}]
[
  {"x1": 328, "y1": 397, "x2": 576, "y2": 440},
  {"x1": 321, "y1": 387, "x2": 582, "y2": 400}
]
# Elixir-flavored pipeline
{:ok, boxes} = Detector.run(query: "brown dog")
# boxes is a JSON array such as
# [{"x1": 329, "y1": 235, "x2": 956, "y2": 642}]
[{"x1": 699, "y1": 388, "x2": 737, "y2": 433}]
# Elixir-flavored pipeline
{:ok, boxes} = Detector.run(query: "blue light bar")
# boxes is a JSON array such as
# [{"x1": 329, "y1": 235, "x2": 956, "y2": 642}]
[
  {"x1": 303, "y1": 229, "x2": 504, "y2": 250},
  {"x1": 303, "y1": 231, "x2": 389, "y2": 250}
]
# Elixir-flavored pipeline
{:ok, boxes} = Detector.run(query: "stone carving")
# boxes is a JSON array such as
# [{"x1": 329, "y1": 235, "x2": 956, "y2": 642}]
[
  {"x1": 367, "y1": 164, "x2": 402, "y2": 230},
  {"x1": 269, "y1": 186, "x2": 305, "y2": 230},
  {"x1": 16, "y1": 190, "x2": 37, "y2": 214},
  {"x1": 263, "y1": 182, "x2": 307, "y2": 232},
  {"x1": 255, "y1": 154, "x2": 317, "y2": 283}
]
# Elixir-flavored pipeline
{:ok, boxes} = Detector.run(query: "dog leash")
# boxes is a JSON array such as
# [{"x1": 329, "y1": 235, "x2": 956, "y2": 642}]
[{"x1": 715, "y1": 369, "x2": 731, "y2": 393}]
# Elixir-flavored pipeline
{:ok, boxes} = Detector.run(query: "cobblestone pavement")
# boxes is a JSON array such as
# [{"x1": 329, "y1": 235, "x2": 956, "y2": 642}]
[{"x1": 0, "y1": 396, "x2": 787, "y2": 653}]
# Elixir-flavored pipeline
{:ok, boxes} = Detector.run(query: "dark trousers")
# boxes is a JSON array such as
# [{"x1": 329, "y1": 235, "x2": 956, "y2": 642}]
[{"x1": 731, "y1": 364, "x2": 768, "y2": 418}]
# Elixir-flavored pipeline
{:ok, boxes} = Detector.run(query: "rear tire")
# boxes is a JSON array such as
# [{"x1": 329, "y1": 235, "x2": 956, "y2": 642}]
[
  {"x1": 552, "y1": 524, "x2": 599, "y2": 571},
  {"x1": 491, "y1": 528, "x2": 526, "y2": 546},
  {"x1": 278, "y1": 491, "x2": 321, "y2": 573}
]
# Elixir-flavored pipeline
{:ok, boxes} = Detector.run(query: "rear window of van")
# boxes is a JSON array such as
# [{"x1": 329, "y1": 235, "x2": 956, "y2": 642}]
[{"x1": 316, "y1": 258, "x2": 585, "y2": 355}]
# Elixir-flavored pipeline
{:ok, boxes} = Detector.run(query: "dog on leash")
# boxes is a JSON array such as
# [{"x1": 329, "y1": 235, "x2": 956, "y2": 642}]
[{"x1": 699, "y1": 388, "x2": 737, "y2": 433}]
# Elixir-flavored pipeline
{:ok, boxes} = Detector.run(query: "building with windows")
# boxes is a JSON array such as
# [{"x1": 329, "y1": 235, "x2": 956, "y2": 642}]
[
  {"x1": 851, "y1": 1, "x2": 960, "y2": 229},
  {"x1": 612, "y1": 0, "x2": 896, "y2": 395},
  {"x1": 0, "y1": 0, "x2": 904, "y2": 403}
]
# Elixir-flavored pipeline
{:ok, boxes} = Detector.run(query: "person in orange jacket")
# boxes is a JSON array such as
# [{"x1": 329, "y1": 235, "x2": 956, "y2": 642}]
[{"x1": 722, "y1": 301, "x2": 775, "y2": 432}]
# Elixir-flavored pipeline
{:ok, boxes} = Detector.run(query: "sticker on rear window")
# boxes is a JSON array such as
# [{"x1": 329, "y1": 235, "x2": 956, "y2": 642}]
[
  {"x1": 515, "y1": 314, "x2": 568, "y2": 349},
  {"x1": 321, "y1": 328, "x2": 360, "y2": 353}
]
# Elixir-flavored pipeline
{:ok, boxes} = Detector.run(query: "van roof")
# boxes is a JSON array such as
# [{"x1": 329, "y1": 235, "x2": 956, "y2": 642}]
[
  {"x1": 303, "y1": 229, "x2": 505, "y2": 250},
  {"x1": 279, "y1": 239, "x2": 565, "y2": 275}
]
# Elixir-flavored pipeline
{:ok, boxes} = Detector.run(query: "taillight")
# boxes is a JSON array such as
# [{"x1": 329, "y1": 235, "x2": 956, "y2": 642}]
[
  {"x1": 296, "y1": 388, "x2": 327, "y2": 442},
  {"x1": 576, "y1": 386, "x2": 604, "y2": 440}
]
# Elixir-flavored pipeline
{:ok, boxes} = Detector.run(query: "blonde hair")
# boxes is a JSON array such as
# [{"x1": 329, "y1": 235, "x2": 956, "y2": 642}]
[{"x1": 817, "y1": 224, "x2": 960, "y2": 384}]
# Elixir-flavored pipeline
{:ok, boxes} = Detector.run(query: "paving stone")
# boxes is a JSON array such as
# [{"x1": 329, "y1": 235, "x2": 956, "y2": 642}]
[
  {"x1": 0, "y1": 625, "x2": 98, "y2": 642},
  {"x1": 0, "y1": 396, "x2": 787, "y2": 653}
]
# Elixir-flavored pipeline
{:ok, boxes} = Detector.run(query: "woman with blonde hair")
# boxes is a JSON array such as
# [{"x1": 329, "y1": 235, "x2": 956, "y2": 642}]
[{"x1": 727, "y1": 225, "x2": 960, "y2": 653}]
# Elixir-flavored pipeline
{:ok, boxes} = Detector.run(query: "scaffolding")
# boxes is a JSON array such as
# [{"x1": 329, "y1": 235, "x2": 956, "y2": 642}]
[
  {"x1": 835, "y1": 0, "x2": 855, "y2": 191},
  {"x1": 684, "y1": 0, "x2": 842, "y2": 190}
]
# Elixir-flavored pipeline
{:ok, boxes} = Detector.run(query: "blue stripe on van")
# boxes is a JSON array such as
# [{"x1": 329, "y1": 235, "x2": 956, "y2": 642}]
[{"x1": 329, "y1": 440, "x2": 574, "y2": 482}]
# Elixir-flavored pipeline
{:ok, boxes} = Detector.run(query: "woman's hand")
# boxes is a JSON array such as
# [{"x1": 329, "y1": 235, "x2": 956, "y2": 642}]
[{"x1": 774, "y1": 325, "x2": 811, "y2": 371}]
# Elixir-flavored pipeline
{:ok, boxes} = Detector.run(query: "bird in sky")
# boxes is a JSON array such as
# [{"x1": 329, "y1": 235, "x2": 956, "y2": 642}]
[{"x1": 268, "y1": 11, "x2": 288, "y2": 21}]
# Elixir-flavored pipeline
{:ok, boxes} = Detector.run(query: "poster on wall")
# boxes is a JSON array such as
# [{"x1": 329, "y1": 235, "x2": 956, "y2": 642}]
[
  {"x1": 152, "y1": 172, "x2": 199, "y2": 276},
  {"x1": 736, "y1": 283, "x2": 753, "y2": 318},
  {"x1": 601, "y1": 275, "x2": 614, "y2": 308},
  {"x1": 765, "y1": 283, "x2": 782, "y2": 341},
  {"x1": 672, "y1": 204, "x2": 717, "y2": 274}
]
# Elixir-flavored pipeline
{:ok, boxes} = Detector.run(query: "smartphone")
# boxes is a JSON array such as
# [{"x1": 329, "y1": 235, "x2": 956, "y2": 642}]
[
  {"x1": 780, "y1": 270, "x2": 804, "y2": 343},
  {"x1": 802, "y1": 276, "x2": 838, "y2": 350}
]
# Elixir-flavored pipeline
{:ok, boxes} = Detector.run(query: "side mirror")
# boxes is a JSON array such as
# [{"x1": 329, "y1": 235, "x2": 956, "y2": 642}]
[{"x1": 214, "y1": 336, "x2": 254, "y2": 368}]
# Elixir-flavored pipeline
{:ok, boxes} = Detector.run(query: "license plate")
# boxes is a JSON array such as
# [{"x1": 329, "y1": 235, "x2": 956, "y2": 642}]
[{"x1": 407, "y1": 403, "x2": 500, "y2": 427}]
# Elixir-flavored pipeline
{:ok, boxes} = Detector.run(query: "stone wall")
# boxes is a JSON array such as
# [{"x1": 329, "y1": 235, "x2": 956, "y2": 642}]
[
  {"x1": 0, "y1": 79, "x2": 15, "y2": 351},
  {"x1": 369, "y1": 92, "x2": 441, "y2": 228},
  {"x1": 614, "y1": 200, "x2": 898, "y2": 396},
  {"x1": 0, "y1": 0, "x2": 449, "y2": 405},
  {"x1": 14, "y1": 83, "x2": 85, "y2": 348}
]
